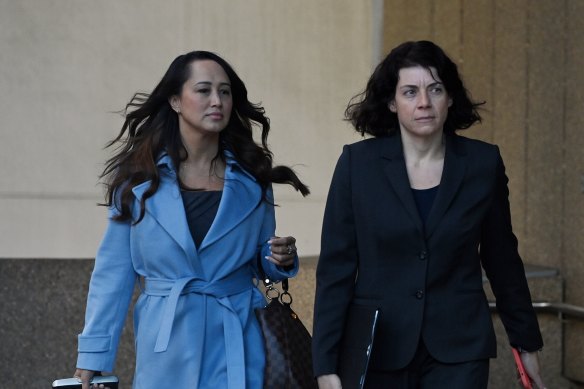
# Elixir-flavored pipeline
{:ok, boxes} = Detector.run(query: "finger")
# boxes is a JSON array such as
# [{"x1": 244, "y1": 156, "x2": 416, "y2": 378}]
[
  {"x1": 75, "y1": 374, "x2": 87, "y2": 389},
  {"x1": 268, "y1": 236, "x2": 296, "y2": 246},
  {"x1": 275, "y1": 244, "x2": 290, "y2": 256},
  {"x1": 267, "y1": 236, "x2": 281, "y2": 245},
  {"x1": 265, "y1": 255, "x2": 294, "y2": 267},
  {"x1": 74, "y1": 377, "x2": 86, "y2": 389},
  {"x1": 285, "y1": 244, "x2": 297, "y2": 256},
  {"x1": 76, "y1": 369, "x2": 95, "y2": 389},
  {"x1": 268, "y1": 241, "x2": 296, "y2": 256},
  {"x1": 285, "y1": 237, "x2": 298, "y2": 254},
  {"x1": 269, "y1": 246, "x2": 296, "y2": 260}
]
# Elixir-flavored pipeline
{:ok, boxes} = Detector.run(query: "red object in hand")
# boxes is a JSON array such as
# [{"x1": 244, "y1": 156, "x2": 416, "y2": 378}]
[{"x1": 512, "y1": 348, "x2": 533, "y2": 389}]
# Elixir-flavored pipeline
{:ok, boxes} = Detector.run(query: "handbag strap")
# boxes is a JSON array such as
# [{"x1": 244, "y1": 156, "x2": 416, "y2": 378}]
[{"x1": 256, "y1": 253, "x2": 292, "y2": 305}]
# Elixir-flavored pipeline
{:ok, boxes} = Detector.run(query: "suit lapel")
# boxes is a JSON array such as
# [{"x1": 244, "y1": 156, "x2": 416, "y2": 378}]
[
  {"x1": 425, "y1": 134, "x2": 466, "y2": 238},
  {"x1": 380, "y1": 135, "x2": 425, "y2": 236}
]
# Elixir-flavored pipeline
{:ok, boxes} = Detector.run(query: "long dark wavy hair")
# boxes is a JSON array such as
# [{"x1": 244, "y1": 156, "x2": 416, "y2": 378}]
[
  {"x1": 101, "y1": 51, "x2": 309, "y2": 222},
  {"x1": 345, "y1": 40, "x2": 484, "y2": 137}
]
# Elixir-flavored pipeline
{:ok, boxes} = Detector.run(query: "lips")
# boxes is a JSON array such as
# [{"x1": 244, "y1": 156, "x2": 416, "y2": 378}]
[
  {"x1": 207, "y1": 112, "x2": 224, "y2": 119},
  {"x1": 415, "y1": 116, "x2": 435, "y2": 121}
]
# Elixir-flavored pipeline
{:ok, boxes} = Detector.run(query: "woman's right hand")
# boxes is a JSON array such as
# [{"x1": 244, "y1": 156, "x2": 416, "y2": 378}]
[
  {"x1": 317, "y1": 374, "x2": 342, "y2": 389},
  {"x1": 73, "y1": 369, "x2": 107, "y2": 389}
]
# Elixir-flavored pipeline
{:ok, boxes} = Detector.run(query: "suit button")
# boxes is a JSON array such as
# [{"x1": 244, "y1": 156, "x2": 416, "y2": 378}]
[
  {"x1": 418, "y1": 251, "x2": 428, "y2": 260},
  {"x1": 415, "y1": 290, "x2": 424, "y2": 299}
]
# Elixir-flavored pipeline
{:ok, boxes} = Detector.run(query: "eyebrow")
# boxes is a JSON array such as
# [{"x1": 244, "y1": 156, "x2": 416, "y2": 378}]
[
  {"x1": 399, "y1": 81, "x2": 444, "y2": 89},
  {"x1": 194, "y1": 81, "x2": 231, "y2": 87}
]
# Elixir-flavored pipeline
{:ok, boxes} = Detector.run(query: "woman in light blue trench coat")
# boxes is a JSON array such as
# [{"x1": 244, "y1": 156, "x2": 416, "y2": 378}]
[{"x1": 73, "y1": 51, "x2": 309, "y2": 389}]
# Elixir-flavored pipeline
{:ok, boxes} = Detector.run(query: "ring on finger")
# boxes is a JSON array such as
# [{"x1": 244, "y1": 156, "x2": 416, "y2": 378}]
[{"x1": 286, "y1": 244, "x2": 294, "y2": 255}]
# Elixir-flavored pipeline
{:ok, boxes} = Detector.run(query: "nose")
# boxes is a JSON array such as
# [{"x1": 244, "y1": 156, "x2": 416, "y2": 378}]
[
  {"x1": 210, "y1": 90, "x2": 223, "y2": 107},
  {"x1": 418, "y1": 90, "x2": 431, "y2": 108}
]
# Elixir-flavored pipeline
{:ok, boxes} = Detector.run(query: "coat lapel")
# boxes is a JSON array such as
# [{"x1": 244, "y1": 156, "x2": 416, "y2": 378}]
[
  {"x1": 199, "y1": 153, "x2": 262, "y2": 249},
  {"x1": 425, "y1": 134, "x2": 466, "y2": 238},
  {"x1": 379, "y1": 134, "x2": 425, "y2": 236},
  {"x1": 131, "y1": 152, "x2": 262, "y2": 254},
  {"x1": 132, "y1": 156, "x2": 199, "y2": 269}
]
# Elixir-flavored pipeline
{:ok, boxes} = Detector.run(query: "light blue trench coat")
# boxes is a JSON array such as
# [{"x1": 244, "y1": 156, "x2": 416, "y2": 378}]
[{"x1": 76, "y1": 152, "x2": 298, "y2": 389}]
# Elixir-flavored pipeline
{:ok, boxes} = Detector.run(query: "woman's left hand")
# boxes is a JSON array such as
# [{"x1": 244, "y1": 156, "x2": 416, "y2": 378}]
[
  {"x1": 266, "y1": 236, "x2": 297, "y2": 267},
  {"x1": 521, "y1": 351, "x2": 547, "y2": 389}
]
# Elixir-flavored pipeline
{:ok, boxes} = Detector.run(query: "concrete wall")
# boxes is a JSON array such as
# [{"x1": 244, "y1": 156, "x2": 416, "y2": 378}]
[
  {"x1": 0, "y1": 0, "x2": 372, "y2": 258},
  {"x1": 383, "y1": 0, "x2": 584, "y2": 385}
]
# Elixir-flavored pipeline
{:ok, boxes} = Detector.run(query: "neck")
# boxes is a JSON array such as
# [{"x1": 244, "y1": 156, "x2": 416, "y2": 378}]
[
  {"x1": 178, "y1": 133, "x2": 225, "y2": 190},
  {"x1": 400, "y1": 130, "x2": 445, "y2": 164},
  {"x1": 180, "y1": 132, "x2": 221, "y2": 166}
]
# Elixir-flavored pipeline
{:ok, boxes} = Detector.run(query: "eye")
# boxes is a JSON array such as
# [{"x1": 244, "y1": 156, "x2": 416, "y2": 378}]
[
  {"x1": 220, "y1": 88, "x2": 231, "y2": 96},
  {"x1": 403, "y1": 89, "x2": 416, "y2": 97},
  {"x1": 429, "y1": 86, "x2": 444, "y2": 95},
  {"x1": 196, "y1": 88, "x2": 210, "y2": 95}
]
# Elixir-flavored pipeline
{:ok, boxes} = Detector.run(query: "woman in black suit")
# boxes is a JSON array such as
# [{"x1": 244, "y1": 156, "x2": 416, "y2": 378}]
[{"x1": 312, "y1": 41, "x2": 546, "y2": 389}]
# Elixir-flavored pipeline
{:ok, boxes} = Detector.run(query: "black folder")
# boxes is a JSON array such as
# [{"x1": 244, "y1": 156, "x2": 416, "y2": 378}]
[{"x1": 337, "y1": 304, "x2": 380, "y2": 389}]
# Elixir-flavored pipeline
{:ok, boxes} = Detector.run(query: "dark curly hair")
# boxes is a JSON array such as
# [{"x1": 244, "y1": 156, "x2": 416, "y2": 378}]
[
  {"x1": 101, "y1": 51, "x2": 309, "y2": 222},
  {"x1": 345, "y1": 40, "x2": 484, "y2": 137}
]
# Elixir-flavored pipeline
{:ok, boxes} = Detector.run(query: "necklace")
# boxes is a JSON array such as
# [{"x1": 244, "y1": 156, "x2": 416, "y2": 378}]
[
  {"x1": 179, "y1": 161, "x2": 224, "y2": 178},
  {"x1": 179, "y1": 160, "x2": 225, "y2": 191}
]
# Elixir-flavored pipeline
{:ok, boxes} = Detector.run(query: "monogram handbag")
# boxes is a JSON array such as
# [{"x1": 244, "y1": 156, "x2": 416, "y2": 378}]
[{"x1": 254, "y1": 258, "x2": 318, "y2": 389}]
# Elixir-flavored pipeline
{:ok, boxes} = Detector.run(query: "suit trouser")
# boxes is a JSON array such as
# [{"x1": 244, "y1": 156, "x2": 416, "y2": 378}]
[{"x1": 364, "y1": 340, "x2": 489, "y2": 389}]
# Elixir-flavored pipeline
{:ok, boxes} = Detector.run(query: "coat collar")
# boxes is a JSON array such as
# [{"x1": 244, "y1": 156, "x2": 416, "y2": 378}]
[
  {"x1": 131, "y1": 150, "x2": 262, "y2": 261},
  {"x1": 379, "y1": 132, "x2": 467, "y2": 238}
]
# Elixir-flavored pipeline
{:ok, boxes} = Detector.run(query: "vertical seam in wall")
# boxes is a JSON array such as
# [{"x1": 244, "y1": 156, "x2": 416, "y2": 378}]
[
  {"x1": 430, "y1": 0, "x2": 435, "y2": 40},
  {"x1": 524, "y1": 0, "x2": 530, "y2": 245},
  {"x1": 490, "y1": 0, "x2": 496, "y2": 144},
  {"x1": 560, "y1": 0, "x2": 568, "y2": 279},
  {"x1": 371, "y1": 0, "x2": 385, "y2": 68},
  {"x1": 180, "y1": 0, "x2": 187, "y2": 50},
  {"x1": 459, "y1": 0, "x2": 464, "y2": 68}
]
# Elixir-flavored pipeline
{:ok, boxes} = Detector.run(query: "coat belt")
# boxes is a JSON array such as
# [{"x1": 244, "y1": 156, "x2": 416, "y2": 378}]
[{"x1": 144, "y1": 266, "x2": 254, "y2": 389}]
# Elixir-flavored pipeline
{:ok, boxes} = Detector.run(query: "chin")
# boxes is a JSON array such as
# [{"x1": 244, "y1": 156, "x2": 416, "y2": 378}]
[{"x1": 204, "y1": 125, "x2": 227, "y2": 133}]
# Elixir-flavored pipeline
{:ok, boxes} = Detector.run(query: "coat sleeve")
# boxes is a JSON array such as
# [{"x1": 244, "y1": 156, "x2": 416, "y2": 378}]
[
  {"x1": 480, "y1": 148, "x2": 543, "y2": 352},
  {"x1": 312, "y1": 146, "x2": 359, "y2": 376},
  {"x1": 76, "y1": 207, "x2": 137, "y2": 372},
  {"x1": 255, "y1": 185, "x2": 299, "y2": 281}
]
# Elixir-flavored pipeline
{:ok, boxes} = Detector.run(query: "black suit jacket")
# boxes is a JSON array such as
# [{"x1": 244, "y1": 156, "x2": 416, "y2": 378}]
[{"x1": 312, "y1": 132, "x2": 543, "y2": 375}]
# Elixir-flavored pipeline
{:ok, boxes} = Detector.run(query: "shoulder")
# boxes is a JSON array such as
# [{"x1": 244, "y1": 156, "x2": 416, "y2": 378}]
[
  {"x1": 450, "y1": 134, "x2": 506, "y2": 182},
  {"x1": 224, "y1": 150, "x2": 259, "y2": 183},
  {"x1": 452, "y1": 134, "x2": 499, "y2": 154},
  {"x1": 344, "y1": 136, "x2": 389, "y2": 151},
  {"x1": 333, "y1": 138, "x2": 380, "y2": 171},
  {"x1": 340, "y1": 136, "x2": 393, "y2": 162},
  {"x1": 451, "y1": 134, "x2": 501, "y2": 165}
]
